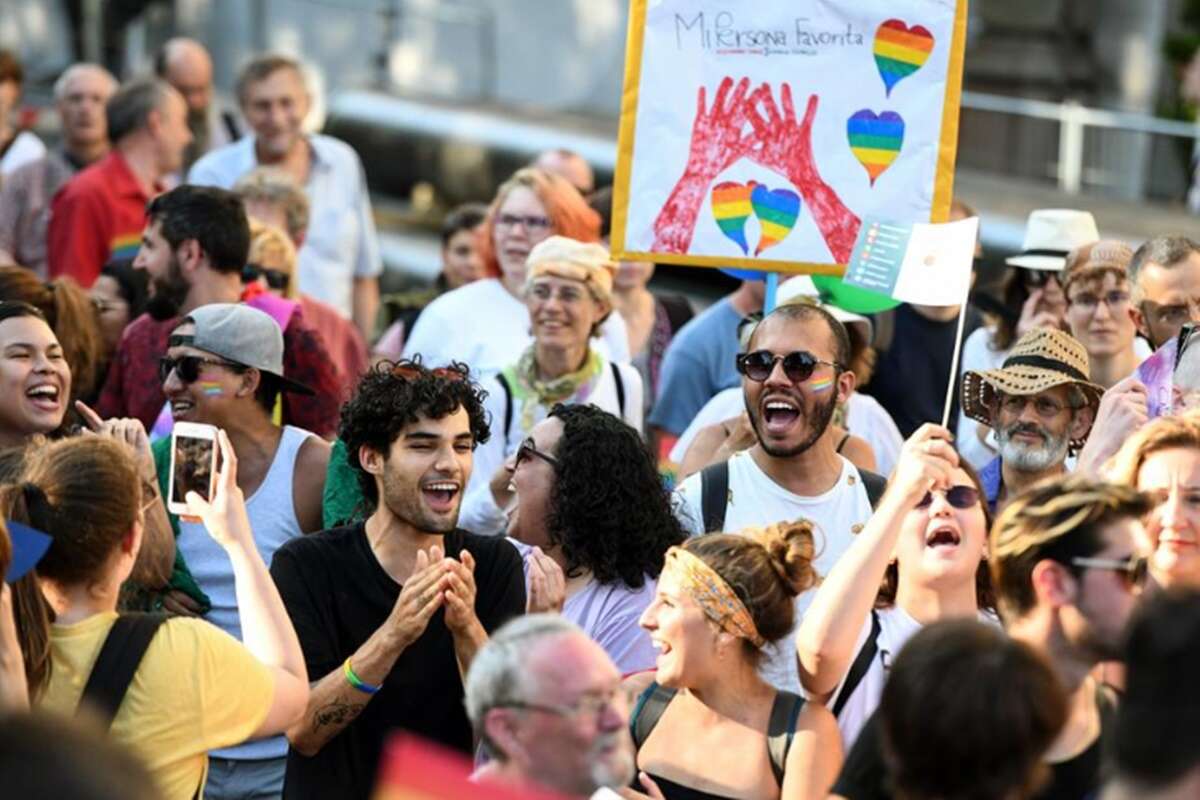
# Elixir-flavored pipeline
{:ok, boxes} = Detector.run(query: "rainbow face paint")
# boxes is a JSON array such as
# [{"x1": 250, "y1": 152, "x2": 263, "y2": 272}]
[
  {"x1": 807, "y1": 376, "x2": 834, "y2": 393},
  {"x1": 199, "y1": 381, "x2": 224, "y2": 397}
]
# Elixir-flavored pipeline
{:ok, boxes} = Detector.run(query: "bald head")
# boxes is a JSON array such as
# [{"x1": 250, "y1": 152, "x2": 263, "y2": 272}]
[{"x1": 156, "y1": 38, "x2": 213, "y2": 114}]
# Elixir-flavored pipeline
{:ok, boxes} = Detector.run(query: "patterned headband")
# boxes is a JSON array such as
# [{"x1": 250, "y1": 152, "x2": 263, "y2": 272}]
[{"x1": 663, "y1": 546, "x2": 765, "y2": 648}]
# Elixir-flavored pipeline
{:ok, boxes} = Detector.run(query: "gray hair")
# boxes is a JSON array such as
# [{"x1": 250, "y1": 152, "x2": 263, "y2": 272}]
[
  {"x1": 234, "y1": 167, "x2": 310, "y2": 241},
  {"x1": 235, "y1": 53, "x2": 307, "y2": 107},
  {"x1": 1129, "y1": 236, "x2": 1200, "y2": 305},
  {"x1": 53, "y1": 63, "x2": 117, "y2": 103},
  {"x1": 463, "y1": 614, "x2": 583, "y2": 758},
  {"x1": 105, "y1": 78, "x2": 174, "y2": 143}
]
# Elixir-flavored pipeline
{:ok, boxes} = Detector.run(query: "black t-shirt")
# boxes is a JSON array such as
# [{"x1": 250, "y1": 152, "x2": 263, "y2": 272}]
[
  {"x1": 270, "y1": 523, "x2": 526, "y2": 800},
  {"x1": 863, "y1": 303, "x2": 982, "y2": 438},
  {"x1": 832, "y1": 689, "x2": 1116, "y2": 800}
]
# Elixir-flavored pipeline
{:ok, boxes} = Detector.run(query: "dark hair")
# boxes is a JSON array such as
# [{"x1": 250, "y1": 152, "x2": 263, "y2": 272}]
[
  {"x1": 105, "y1": 78, "x2": 173, "y2": 143},
  {"x1": 0, "y1": 50, "x2": 23, "y2": 85},
  {"x1": 880, "y1": 619, "x2": 1067, "y2": 800},
  {"x1": 750, "y1": 302, "x2": 852, "y2": 368},
  {"x1": 544, "y1": 404, "x2": 684, "y2": 588},
  {"x1": 339, "y1": 359, "x2": 491, "y2": 508},
  {"x1": 0, "y1": 268, "x2": 104, "y2": 403},
  {"x1": 877, "y1": 454, "x2": 996, "y2": 612},
  {"x1": 683, "y1": 522, "x2": 817, "y2": 664},
  {"x1": 1113, "y1": 589, "x2": 1200, "y2": 789},
  {"x1": 4, "y1": 437, "x2": 144, "y2": 698},
  {"x1": 236, "y1": 54, "x2": 305, "y2": 106},
  {"x1": 989, "y1": 475, "x2": 1150, "y2": 622},
  {"x1": 440, "y1": 203, "x2": 488, "y2": 248},
  {"x1": 586, "y1": 186, "x2": 613, "y2": 240},
  {"x1": 146, "y1": 185, "x2": 251, "y2": 274},
  {"x1": 991, "y1": 269, "x2": 1034, "y2": 351},
  {"x1": 0, "y1": 712, "x2": 159, "y2": 800},
  {"x1": 99, "y1": 258, "x2": 149, "y2": 321}
]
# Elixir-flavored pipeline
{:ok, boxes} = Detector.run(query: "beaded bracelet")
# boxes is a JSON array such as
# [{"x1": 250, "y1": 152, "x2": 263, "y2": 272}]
[{"x1": 343, "y1": 657, "x2": 381, "y2": 695}]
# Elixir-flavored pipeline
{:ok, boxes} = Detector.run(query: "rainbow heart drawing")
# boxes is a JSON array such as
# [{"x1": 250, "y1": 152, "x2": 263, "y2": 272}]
[
  {"x1": 711, "y1": 181, "x2": 754, "y2": 254},
  {"x1": 749, "y1": 184, "x2": 801, "y2": 256},
  {"x1": 873, "y1": 19, "x2": 934, "y2": 96},
  {"x1": 847, "y1": 110, "x2": 905, "y2": 186}
]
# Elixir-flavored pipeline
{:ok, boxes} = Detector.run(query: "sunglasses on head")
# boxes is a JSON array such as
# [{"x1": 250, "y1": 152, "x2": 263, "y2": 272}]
[
  {"x1": 158, "y1": 354, "x2": 245, "y2": 384},
  {"x1": 242, "y1": 263, "x2": 290, "y2": 292},
  {"x1": 915, "y1": 485, "x2": 980, "y2": 510},
  {"x1": 389, "y1": 363, "x2": 467, "y2": 382},
  {"x1": 736, "y1": 350, "x2": 839, "y2": 383}
]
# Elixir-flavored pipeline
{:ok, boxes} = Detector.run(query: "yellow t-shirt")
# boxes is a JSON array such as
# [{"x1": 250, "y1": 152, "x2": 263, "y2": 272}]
[{"x1": 39, "y1": 612, "x2": 275, "y2": 800}]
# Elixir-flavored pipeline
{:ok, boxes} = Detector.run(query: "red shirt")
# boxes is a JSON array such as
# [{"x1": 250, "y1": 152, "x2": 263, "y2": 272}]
[
  {"x1": 47, "y1": 151, "x2": 156, "y2": 287},
  {"x1": 95, "y1": 304, "x2": 343, "y2": 438}
]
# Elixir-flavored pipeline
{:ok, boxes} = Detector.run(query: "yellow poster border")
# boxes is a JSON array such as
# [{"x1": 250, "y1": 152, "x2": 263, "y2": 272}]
[{"x1": 611, "y1": 0, "x2": 971, "y2": 274}]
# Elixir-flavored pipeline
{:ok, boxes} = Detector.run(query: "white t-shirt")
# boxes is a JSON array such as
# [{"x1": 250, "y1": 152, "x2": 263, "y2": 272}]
[
  {"x1": 401, "y1": 278, "x2": 630, "y2": 378},
  {"x1": 823, "y1": 606, "x2": 1000, "y2": 750},
  {"x1": 673, "y1": 452, "x2": 876, "y2": 692},
  {"x1": 669, "y1": 389, "x2": 903, "y2": 476}
]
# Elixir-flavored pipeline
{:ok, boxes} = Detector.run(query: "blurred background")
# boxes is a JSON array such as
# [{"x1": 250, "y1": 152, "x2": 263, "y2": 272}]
[{"x1": 3, "y1": 0, "x2": 1200, "y2": 300}]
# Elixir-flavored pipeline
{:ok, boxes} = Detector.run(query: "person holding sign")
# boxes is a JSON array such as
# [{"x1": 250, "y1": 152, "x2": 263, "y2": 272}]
[{"x1": 959, "y1": 329, "x2": 1102, "y2": 513}]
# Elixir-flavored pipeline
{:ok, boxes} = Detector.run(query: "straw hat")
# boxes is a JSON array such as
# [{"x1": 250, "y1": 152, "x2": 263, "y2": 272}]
[
  {"x1": 776, "y1": 275, "x2": 873, "y2": 342},
  {"x1": 961, "y1": 328, "x2": 1103, "y2": 448},
  {"x1": 1006, "y1": 209, "x2": 1100, "y2": 271}
]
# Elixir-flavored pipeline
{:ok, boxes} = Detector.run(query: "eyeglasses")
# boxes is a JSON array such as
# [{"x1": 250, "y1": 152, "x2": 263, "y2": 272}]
[
  {"x1": 242, "y1": 262, "x2": 291, "y2": 292},
  {"x1": 495, "y1": 687, "x2": 623, "y2": 720},
  {"x1": 736, "y1": 350, "x2": 840, "y2": 383},
  {"x1": 139, "y1": 479, "x2": 160, "y2": 514},
  {"x1": 915, "y1": 485, "x2": 980, "y2": 510},
  {"x1": 995, "y1": 393, "x2": 1069, "y2": 419},
  {"x1": 496, "y1": 213, "x2": 552, "y2": 232},
  {"x1": 1068, "y1": 290, "x2": 1130, "y2": 314},
  {"x1": 1022, "y1": 269, "x2": 1061, "y2": 288},
  {"x1": 1070, "y1": 554, "x2": 1149, "y2": 590},
  {"x1": 515, "y1": 438, "x2": 558, "y2": 468},
  {"x1": 158, "y1": 355, "x2": 245, "y2": 384}
]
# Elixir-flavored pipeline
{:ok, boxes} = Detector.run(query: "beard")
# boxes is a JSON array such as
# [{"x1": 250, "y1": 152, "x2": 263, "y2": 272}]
[
  {"x1": 586, "y1": 733, "x2": 636, "y2": 791},
  {"x1": 996, "y1": 421, "x2": 1069, "y2": 472},
  {"x1": 145, "y1": 255, "x2": 192, "y2": 321},
  {"x1": 380, "y1": 467, "x2": 460, "y2": 535},
  {"x1": 747, "y1": 388, "x2": 839, "y2": 458}
]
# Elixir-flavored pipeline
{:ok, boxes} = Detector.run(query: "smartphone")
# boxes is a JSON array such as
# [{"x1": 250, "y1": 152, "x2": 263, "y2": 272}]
[{"x1": 168, "y1": 422, "x2": 219, "y2": 516}]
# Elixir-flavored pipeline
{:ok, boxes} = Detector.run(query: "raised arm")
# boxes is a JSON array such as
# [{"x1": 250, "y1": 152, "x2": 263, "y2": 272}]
[{"x1": 795, "y1": 425, "x2": 956, "y2": 699}]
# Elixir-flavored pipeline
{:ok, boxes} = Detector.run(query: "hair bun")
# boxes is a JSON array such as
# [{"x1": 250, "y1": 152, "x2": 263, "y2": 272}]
[{"x1": 747, "y1": 520, "x2": 819, "y2": 597}]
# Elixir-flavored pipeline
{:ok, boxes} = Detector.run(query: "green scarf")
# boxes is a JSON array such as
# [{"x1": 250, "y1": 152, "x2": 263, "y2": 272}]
[{"x1": 502, "y1": 347, "x2": 603, "y2": 433}]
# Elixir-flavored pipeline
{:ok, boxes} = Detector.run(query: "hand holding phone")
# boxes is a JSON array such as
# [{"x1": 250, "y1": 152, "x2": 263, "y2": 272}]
[
  {"x1": 169, "y1": 426, "x2": 251, "y2": 551},
  {"x1": 168, "y1": 422, "x2": 218, "y2": 517}
]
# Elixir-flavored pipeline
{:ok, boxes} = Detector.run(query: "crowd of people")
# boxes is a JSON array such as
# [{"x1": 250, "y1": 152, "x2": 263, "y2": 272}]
[{"x1": 2, "y1": 36, "x2": 1200, "y2": 800}]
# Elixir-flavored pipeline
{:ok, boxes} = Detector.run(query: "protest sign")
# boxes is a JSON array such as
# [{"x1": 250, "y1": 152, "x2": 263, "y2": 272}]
[
  {"x1": 611, "y1": 0, "x2": 968, "y2": 274},
  {"x1": 844, "y1": 216, "x2": 977, "y2": 306}
]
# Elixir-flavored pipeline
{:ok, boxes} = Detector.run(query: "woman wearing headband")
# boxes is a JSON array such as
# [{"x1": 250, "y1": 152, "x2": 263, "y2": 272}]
[
  {"x1": 627, "y1": 522, "x2": 842, "y2": 800},
  {"x1": 795, "y1": 423, "x2": 996, "y2": 751}
]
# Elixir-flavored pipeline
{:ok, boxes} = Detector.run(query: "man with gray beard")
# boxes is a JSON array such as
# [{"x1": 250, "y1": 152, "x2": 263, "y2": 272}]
[{"x1": 960, "y1": 328, "x2": 1103, "y2": 513}]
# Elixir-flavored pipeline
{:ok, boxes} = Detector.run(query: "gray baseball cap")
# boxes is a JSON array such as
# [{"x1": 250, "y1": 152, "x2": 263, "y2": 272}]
[{"x1": 184, "y1": 303, "x2": 314, "y2": 395}]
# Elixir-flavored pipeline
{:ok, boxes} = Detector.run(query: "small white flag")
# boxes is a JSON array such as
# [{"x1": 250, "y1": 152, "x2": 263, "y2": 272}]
[{"x1": 844, "y1": 216, "x2": 978, "y2": 306}]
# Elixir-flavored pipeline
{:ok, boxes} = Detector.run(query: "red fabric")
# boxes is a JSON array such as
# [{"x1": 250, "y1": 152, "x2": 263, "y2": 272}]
[
  {"x1": 299, "y1": 294, "x2": 369, "y2": 398},
  {"x1": 47, "y1": 151, "x2": 154, "y2": 287},
  {"x1": 95, "y1": 305, "x2": 342, "y2": 437}
]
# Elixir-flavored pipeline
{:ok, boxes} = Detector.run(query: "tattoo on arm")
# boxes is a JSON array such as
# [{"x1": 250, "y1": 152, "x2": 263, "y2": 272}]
[{"x1": 313, "y1": 699, "x2": 366, "y2": 731}]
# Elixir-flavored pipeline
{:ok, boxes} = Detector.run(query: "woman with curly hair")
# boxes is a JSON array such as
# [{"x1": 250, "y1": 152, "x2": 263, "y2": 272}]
[{"x1": 505, "y1": 403, "x2": 684, "y2": 674}]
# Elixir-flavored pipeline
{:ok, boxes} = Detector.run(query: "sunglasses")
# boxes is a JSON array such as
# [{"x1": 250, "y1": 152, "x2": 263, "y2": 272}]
[
  {"x1": 736, "y1": 350, "x2": 840, "y2": 383},
  {"x1": 1022, "y1": 269, "x2": 1061, "y2": 288},
  {"x1": 515, "y1": 438, "x2": 558, "y2": 468},
  {"x1": 1070, "y1": 555, "x2": 1149, "y2": 590},
  {"x1": 390, "y1": 364, "x2": 467, "y2": 382},
  {"x1": 915, "y1": 485, "x2": 980, "y2": 509},
  {"x1": 242, "y1": 263, "x2": 290, "y2": 292},
  {"x1": 158, "y1": 355, "x2": 245, "y2": 384}
]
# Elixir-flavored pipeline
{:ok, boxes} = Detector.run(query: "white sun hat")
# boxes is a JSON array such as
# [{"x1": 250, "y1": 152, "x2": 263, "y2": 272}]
[{"x1": 1006, "y1": 209, "x2": 1100, "y2": 271}]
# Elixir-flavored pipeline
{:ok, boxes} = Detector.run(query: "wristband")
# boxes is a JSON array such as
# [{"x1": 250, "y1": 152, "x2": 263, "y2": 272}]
[{"x1": 343, "y1": 657, "x2": 381, "y2": 695}]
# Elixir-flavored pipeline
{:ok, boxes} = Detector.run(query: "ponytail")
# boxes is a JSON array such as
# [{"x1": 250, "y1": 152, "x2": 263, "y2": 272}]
[{"x1": 0, "y1": 484, "x2": 52, "y2": 699}]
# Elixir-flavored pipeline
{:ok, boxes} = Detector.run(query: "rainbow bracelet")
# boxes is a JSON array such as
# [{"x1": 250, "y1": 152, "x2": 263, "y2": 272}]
[{"x1": 343, "y1": 657, "x2": 381, "y2": 695}]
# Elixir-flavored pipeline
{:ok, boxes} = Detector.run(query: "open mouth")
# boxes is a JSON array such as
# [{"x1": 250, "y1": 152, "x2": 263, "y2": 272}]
[
  {"x1": 761, "y1": 396, "x2": 801, "y2": 435},
  {"x1": 651, "y1": 638, "x2": 673, "y2": 657},
  {"x1": 25, "y1": 383, "x2": 61, "y2": 412},
  {"x1": 169, "y1": 397, "x2": 195, "y2": 418},
  {"x1": 925, "y1": 525, "x2": 962, "y2": 549},
  {"x1": 422, "y1": 480, "x2": 460, "y2": 513}
]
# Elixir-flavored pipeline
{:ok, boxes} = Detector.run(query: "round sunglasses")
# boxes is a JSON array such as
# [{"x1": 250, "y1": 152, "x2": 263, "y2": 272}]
[
  {"x1": 736, "y1": 350, "x2": 840, "y2": 383},
  {"x1": 915, "y1": 485, "x2": 980, "y2": 509}
]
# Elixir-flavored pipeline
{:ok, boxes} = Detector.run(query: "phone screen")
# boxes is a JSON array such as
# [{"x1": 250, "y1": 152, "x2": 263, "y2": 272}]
[{"x1": 172, "y1": 435, "x2": 215, "y2": 505}]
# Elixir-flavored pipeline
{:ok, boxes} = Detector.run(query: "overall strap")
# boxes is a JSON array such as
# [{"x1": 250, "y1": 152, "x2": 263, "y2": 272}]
[
  {"x1": 699, "y1": 461, "x2": 730, "y2": 533},
  {"x1": 77, "y1": 613, "x2": 169, "y2": 729}
]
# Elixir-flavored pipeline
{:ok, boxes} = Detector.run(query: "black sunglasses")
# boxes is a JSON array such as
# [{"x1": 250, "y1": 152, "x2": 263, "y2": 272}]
[
  {"x1": 515, "y1": 438, "x2": 558, "y2": 468},
  {"x1": 158, "y1": 355, "x2": 245, "y2": 384},
  {"x1": 242, "y1": 263, "x2": 290, "y2": 292},
  {"x1": 1021, "y1": 269, "x2": 1061, "y2": 288},
  {"x1": 736, "y1": 350, "x2": 840, "y2": 383},
  {"x1": 915, "y1": 485, "x2": 980, "y2": 510}
]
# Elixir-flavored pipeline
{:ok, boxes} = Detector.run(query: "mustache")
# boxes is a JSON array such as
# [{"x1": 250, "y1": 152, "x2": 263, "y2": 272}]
[{"x1": 1004, "y1": 422, "x2": 1047, "y2": 440}]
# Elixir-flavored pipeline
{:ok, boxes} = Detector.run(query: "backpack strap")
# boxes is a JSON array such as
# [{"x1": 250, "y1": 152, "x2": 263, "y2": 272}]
[
  {"x1": 831, "y1": 610, "x2": 882, "y2": 718},
  {"x1": 766, "y1": 690, "x2": 805, "y2": 787},
  {"x1": 77, "y1": 613, "x2": 169, "y2": 729},
  {"x1": 699, "y1": 461, "x2": 730, "y2": 533},
  {"x1": 610, "y1": 362, "x2": 626, "y2": 418},
  {"x1": 495, "y1": 372, "x2": 514, "y2": 442},
  {"x1": 629, "y1": 682, "x2": 678, "y2": 748},
  {"x1": 859, "y1": 468, "x2": 888, "y2": 510}
]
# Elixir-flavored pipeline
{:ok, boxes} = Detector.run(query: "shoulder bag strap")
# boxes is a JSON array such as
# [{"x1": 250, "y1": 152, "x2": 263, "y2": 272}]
[
  {"x1": 766, "y1": 690, "x2": 805, "y2": 787},
  {"x1": 77, "y1": 613, "x2": 169, "y2": 729},
  {"x1": 610, "y1": 362, "x2": 626, "y2": 417},
  {"x1": 859, "y1": 469, "x2": 888, "y2": 510},
  {"x1": 699, "y1": 461, "x2": 730, "y2": 533},
  {"x1": 495, "y1": 372, "x2": 514, "y2": 442},
  {"x1": 831, "y1": 609, "x2": 883, "y2": 717}
]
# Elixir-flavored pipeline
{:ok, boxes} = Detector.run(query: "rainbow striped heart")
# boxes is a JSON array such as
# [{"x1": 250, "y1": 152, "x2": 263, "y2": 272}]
[
  {"x1": 711, "y1": 181, "x2": 754, "y2": 255},
  {"x1": 847, "y1": 110, "x2": 905, "y2": 186},
  {"x1": 873, "y1": 19, "x2": 934, "y2": 96},
  {"x1": 750, "y1": 184, "x2": 801, "y2": 256}
]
